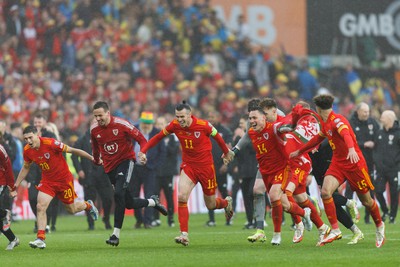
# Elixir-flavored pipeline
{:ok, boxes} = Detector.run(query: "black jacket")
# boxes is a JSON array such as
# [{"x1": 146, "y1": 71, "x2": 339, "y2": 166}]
[
  {"x1": 134, "y1": 125, "x2": 166, "y2": 170},
  {"x1": 233, "y1": 135, "x2": 257, "y2": 179},
  {"x1": 373, "y1": 120, "x2": 400, "y2": 175},
  {"x1": 211, "y1": 123, "x2": 232, "y2": 168},
  {"x1": 156, "y1": 134, "x2": 180, "y2": 177},
  {"x1": 309, "y1": 139, "x2": 332, "y2": 186},
  {"x1": 349, "y1": 112, "x2": 379, "y2": 169},
  {"x1": 71, "y1": 130, "x2": 109, "y2": 187}
]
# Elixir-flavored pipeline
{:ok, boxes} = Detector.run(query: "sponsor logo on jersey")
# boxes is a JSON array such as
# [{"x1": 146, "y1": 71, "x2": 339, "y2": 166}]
[{"x1": 104, "y1": 142, "x2": 119, "y2": 154}]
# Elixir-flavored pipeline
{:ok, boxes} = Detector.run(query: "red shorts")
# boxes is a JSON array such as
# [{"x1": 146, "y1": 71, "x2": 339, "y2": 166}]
[
  {"x1": 181, "y1": 163, "x2": 217, "y2": 196},
  {"x1": 261, "y1": 166, "x2": 289, "y2": 192},
  {"x1": 37, "y1": 176, "x2": 78, "y2": 204},
  {"x1": 284, "y1": 162, "x2": 311, "y2": 195},
  {"x1": 325, "y1": 162, "x2": 374, "y2": 194}
]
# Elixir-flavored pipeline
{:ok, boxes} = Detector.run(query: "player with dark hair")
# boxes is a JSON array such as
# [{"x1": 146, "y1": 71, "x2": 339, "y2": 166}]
[
  {"x1": 91, "y1": 101, "x2": 167, "y2": 247},
  {"x1": 138, "y1": 101, "x2": 233, "y2": 246},
  {"x1": 290, "y1": 94, "x2": 385, "y2": 248},
  {"x1": 11, "y1": 126, "x2": 99, "y2": 249}
]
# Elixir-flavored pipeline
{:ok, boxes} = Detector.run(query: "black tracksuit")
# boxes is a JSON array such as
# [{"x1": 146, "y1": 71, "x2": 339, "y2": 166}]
[{"x1": 373, "y1": 120, "x2": 400, "y2": 222}]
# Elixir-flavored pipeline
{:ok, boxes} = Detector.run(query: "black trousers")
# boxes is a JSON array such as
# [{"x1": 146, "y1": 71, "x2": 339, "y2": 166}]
[
  {"x1": 132, "y1": 165, "x2": 156, "y2": 225},
  {"x1": 153, "y1": 174, "x2": 174, "y2": 224},
  {"x1": 375, "y1": 171, "x2": 399, "y2": 219},
  {"x1": 81, "y1": 170, "x2": 113, "y2": 228},
  {"x1": 107, "y1": 160, "x2": 148, "y2": 229}
]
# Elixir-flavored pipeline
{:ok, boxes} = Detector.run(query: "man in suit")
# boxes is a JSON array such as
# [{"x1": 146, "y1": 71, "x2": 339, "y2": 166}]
[{"x1": 133, "y1": 112, "x2": 166, "y2": 228}]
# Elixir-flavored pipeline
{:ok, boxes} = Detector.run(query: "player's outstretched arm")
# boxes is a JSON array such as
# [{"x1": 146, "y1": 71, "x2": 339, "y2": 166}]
[
  {"x1": 12, "y1": 162, "x2": 32, "y2": 197},
  {"x1": 67, "y1": 146, "x2": 94, "y2": 162}
]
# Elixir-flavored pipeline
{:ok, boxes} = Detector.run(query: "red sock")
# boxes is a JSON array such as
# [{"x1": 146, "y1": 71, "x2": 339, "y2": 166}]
[
  {"x1": 37, "y1": 230, "x2": 46, "y2": 240},
  {"x1": 178, "y1": 202, "x2": 189, "y2": 233},
  {"x1": 215, "y1": 198, "x2": 227, "y2": 209},
  {"x1": 286, "y1": 191, "x2": 302, "y2": 224},
  {"x1": 368, "y1": 200, "x2": 383, "y2": 227},
  {"x1": 299, "y1": 199, "x2": 324, "y2": 228},
  {"x1": 271, "y1": 200, "x2": 283, "y2": 232},
  {"x1": 285, "y1": 190, "x2": 305, "y2": 217},
  {"x1": 323, "y1": 197, "x2": 339, "y2": 229}
]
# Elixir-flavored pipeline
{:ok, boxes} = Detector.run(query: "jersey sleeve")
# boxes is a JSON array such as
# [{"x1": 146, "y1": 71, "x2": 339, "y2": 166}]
[
  {"x1": 141, "y1": 129, "x2": 167, "y2": 153},
  {"x1": 0, "y1": 146, "x2": 15, "y2": 186},
  {"x1": 51, "y1": 139, "x2": 68, "y2": 153},
  {"x1": 90, "y1": 130, "x2": 101, "y2": 164},
  {"x1": 123, "y1": 121, "x2": 147, "y2": 147}
]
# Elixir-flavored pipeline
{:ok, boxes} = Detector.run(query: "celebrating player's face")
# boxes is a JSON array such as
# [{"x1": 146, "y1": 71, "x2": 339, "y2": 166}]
[
  {"x1": 175, "y1": 109, "x2": 191, "y2": 128},
  {"x1": 93, "y1": 108, "x2": 110, "y2": 126},
  {"x1": 248, "y1": 110, "x2": 266, "y2": 132},
  {"x1": 23, "y1": 132, "x2": 40, "y2": 148},
  {"x1": 263, "y1": 107, "x2": 277, "y2": 122}
]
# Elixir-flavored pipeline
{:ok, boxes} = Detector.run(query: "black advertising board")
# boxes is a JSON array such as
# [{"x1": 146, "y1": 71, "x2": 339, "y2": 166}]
[{"x1": 307, "y1": 0, "x2": 400, "y2": 55}]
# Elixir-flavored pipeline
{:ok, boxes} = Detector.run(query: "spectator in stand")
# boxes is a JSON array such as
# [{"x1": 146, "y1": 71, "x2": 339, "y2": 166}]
[
  {"x1": 6, "y1": 5, "x2": 24, "y2": 37},
  {"x1": 297, "y1": 60, "x2": 318, "y2": 101}
]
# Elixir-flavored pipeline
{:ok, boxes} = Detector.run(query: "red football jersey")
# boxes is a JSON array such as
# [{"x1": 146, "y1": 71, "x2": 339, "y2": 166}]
[
  {"x1": 276, "y1": 109, "x2": 321, "y2": 168},
  {"x1": 23, "y1": 137, "x2": 70, "y2": 183},
  {"x1": 0, "y1": 144, "x2": 14, "y2": 187},
  {"x1": 90, "y1": 116, "x2": 147, "y2": 173},
  {"x1": 248, "y1": 121, "x2": 287, "y2": 175},
  {"x1": 320, "y1": 111, "x2": 365, "y2": 170},
  {"x1": 163, "y1": 116, "x2": 216, "y2": 166}
]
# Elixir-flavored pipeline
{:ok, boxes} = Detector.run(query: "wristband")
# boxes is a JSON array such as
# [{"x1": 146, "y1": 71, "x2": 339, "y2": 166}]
[
  {"x1": 232, "y1": 147, "x2": 239, "y2": 155},
  {"x1": 10, "y1": 185, "x2": 16, "y2": 191}
]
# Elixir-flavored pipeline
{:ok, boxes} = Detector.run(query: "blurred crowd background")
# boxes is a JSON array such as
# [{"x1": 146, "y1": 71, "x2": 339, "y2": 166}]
[{"x1": 0, "y1": 0, "x2": 399, "y2": 143}]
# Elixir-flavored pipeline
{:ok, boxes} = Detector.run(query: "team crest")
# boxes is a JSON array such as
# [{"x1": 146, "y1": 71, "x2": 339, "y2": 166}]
[
  {"x1": 263, "y1": 133, "x2": 269, "y2": 140},
  {"x1": 113, "y1": 129, "x2": 118, "y2": 136},
  {"x1": 44, "y1": 153, "x2": 50, "y2": 159},
  {"x1": 389, "y1": 135, "x2": 394, "y2": 145},
  {"x1": 194, "y1": 131, "x2": 200, "y2": 138}
]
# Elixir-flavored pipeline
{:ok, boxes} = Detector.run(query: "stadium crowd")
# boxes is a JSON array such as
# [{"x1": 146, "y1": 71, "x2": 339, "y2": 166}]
[
  {"x1": 0, "y1": 0, "x2": 398, "y2": 142},
  {"x1": 0, "y1": 0, "x2": 399, "y2": 250}
]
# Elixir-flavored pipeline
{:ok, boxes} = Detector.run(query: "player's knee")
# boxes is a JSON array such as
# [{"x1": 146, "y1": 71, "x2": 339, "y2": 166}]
[{"x1": 36, "y1": 202, "x2": 47, "y2": 213}]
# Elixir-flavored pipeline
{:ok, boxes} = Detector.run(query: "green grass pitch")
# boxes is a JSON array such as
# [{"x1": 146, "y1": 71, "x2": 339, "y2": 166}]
[{"x1": 1, "y1": 210, "x2": 399, "y2": 267}]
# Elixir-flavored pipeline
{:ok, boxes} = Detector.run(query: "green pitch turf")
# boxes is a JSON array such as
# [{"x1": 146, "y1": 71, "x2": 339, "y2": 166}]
[{"x1": 1, "y1": 210, "x2": 399, "y2": 267}]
